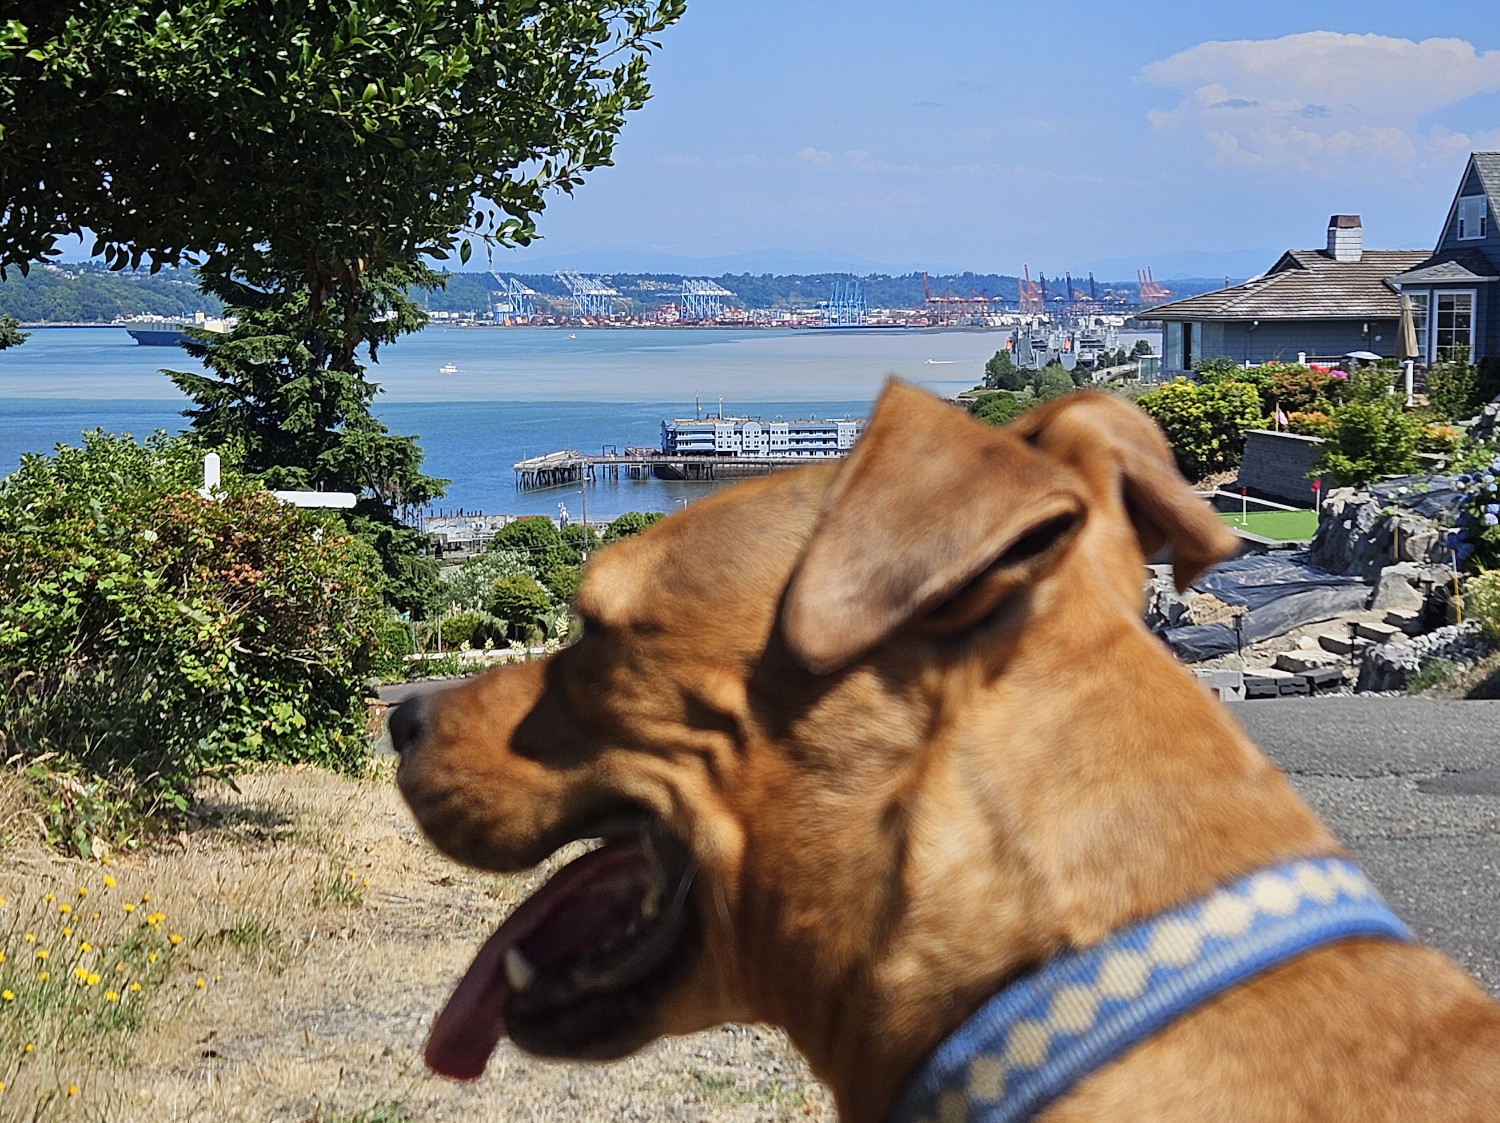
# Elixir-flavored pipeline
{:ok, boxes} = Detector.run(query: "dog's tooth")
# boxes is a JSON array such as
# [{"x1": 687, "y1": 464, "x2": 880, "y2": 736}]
[
  {"x1": 641, "y1": 883, "x2": 661, "y2": 919},
  {"x1": 504, "y1": 947, "x2": 537, "y2": 992}
]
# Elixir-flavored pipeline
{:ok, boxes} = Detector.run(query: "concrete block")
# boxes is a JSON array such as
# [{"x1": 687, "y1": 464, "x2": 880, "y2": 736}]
[
  {"x1": 1243, "y1": 675, "x2": 1282, "y2": 699},
  {"x1": 1277, "y1": 676, "x2": 1312, "y2": 695},
  {"x1": 1300, "y1": 666, "x2": 1346, "y2": 690},
  {"x1": 1316, "y1": 631, "x2": 1360, "y2": 655},
  {"x1": 1355, "y1": 620, "x2": 1402, "y2": 644},
  {"x1": 1384, "y1": 609, "x2": 1423, "y2": 635},
  {"x1": 1193, "y1": 668, "x2": 1245, "y2": 702},
  {"x1": 1275, "y1": 650, "x2": 1343, "y2": 673}
]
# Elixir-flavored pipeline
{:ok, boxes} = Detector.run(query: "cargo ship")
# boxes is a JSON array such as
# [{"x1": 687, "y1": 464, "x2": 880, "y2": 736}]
[{"x1": 124, "y1": 314, "x2": 230, "y2": 346}]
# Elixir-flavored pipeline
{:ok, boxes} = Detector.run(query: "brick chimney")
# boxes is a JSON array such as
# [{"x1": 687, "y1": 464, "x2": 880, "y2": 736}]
[{"x1": 1326, "y1": 215, "x2": 1362, "y2": 262}]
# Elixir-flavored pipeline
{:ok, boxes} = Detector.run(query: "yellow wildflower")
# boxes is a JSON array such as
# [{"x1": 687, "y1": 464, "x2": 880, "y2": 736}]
[
  {"x1": 73, "y1": 967, "x2": 88, "y2": 981},
  {"x1": 37, "y1": 972, "x2": 48, "y2": 981},
  {"x1": 169, "y1": 933, "x2": 183, "y2": 946},
  {"x1": 61, "y1": 927, "x2": 71, "y2": 938},
  {"x1": 79, "y1": 942, "x2": 92, "y2": 954},
  {"x1": 140, "y1": 893, "x2": 151, "y2": 903},
  {"x1": 23, "y1": 1043, "x2": 34, "y2": 1053},
  {"x1": 129, "y1": 982, "x2": 141, "y2": 993},
  {"x1": 0, "y1": 897, "x2": 5, "y2": 906},
  {"x1": 68, "y1": 1084, "x2": 78, "y2": 1096},
  {"x1": 105, "y1": 991, "x2": 119, "y2": 1002},
  {"x1": 122, "y1": 903, "x2": 135, "y2": 914},
  {"x1": 115, "y1": 963, "x2": 124, "y2": 973},
  {"x1": 23, "y1": 933, "x2": 34, "y2": 943},
  {"x1": 35, "y1": 949, "x2": 48, "y2": 960},
  {"x1": 90, "y1": 912, "x2": 99, "y2": 921},
  {"x1": 195, "y1": 977, "x2": 206, "y2": 989},
  {"x1": 147, "y1": 953, "x2": 158, "y2": 964},
  {"x1": 42, "y1": 893, "x2": 53, "y2": 903},
  {"x1": 76, "y1": 887, "x2": 87, "y2": 897},
  {"x1": 2, "y1": 990, "x2": 13, "y2": 1001},
  {"x1": 58, "y1": 903, "x2": 71, "y2": 915},
  {"x1": 103, "y1": 876, "x2": 116, "y2": 888},
  {"x1": 0, "y1": 952, "x2": 5, "y2": 964},
  {"x1": 86, "y1": 972, "x2": 100, "y2": 986}
]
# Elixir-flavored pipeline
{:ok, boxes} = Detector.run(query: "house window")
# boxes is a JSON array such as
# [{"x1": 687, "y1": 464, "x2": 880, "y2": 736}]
[
  {"x1": 1434, "y1": 292, "x2": 1474, "y2": 360},
  {"x1": 1457, "y1": 195, "x2": 1488, "y2": 240},
  {"x1": 1408, "y1": 292, "x2": 1429, "y2": 359}
]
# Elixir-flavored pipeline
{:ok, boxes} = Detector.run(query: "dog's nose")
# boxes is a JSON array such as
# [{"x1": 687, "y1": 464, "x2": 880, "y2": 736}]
[{"x1": 387, "y1": 695, "x2": 430, "y2": 758}]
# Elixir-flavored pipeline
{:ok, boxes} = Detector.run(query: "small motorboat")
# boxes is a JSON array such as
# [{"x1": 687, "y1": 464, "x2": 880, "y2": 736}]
[
  {"x1": 924, "y1": 359, "x2": 954, "y2": 365},
  {"x1": 439, "y1": 362, "x2": 459, "y2": 374}
]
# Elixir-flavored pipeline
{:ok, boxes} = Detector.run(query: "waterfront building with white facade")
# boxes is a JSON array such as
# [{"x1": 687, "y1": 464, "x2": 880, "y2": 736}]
[{"x1": 661, "y1": 416, "x2": 864, "y2": 458}]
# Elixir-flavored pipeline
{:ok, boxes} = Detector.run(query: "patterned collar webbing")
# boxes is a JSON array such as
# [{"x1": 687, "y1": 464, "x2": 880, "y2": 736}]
[{"x1": 891, "y1": 857, "x2": 1410, "y2": 1123}]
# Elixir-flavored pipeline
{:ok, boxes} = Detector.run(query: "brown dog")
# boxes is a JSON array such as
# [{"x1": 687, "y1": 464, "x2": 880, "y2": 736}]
[{"x1": 393, "y1": 380, "x2": 1500, "y2": 1122}]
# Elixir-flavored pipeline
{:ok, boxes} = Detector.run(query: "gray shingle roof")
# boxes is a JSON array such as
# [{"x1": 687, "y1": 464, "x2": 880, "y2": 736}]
[
  {"x1": 1139, "y1": 249, "x2": 1428, "y2": 322},
  {"x1": 1471, "y1": 152, "x2": 1500, "y2": 207},
  {"x1": 1390, "y1": 247, "x2": 1500, "y2": 285}
]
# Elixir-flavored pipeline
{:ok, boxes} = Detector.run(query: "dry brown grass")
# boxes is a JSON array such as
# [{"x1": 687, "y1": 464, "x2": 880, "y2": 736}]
[{"x1": 0, "y1": 762, "x2": 832, "y2": 1122}]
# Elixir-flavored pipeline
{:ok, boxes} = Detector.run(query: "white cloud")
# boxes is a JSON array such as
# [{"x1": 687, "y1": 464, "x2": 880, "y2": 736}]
[
  {"x1": 796, "y1": 147, "x2": 833, "y2": 165},
  {"x1": 1143, "y1": 32, "x2": 1500, "y2": 173}
]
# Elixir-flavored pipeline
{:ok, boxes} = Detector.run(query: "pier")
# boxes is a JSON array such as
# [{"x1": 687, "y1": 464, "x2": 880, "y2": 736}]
[{"x1": 514, "y1": 447, "x2": 827, "y2": 490}]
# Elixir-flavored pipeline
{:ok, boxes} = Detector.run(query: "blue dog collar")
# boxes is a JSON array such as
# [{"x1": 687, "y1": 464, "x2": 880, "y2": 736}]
[{"x1": 892, "y1": 857, "x2": 1410, "y2": 1123}]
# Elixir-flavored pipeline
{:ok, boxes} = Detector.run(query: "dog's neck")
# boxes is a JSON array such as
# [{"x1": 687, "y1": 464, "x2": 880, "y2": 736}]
[{"x1": 798, "y1": 621, "x2": 1337, "y2": 1123}]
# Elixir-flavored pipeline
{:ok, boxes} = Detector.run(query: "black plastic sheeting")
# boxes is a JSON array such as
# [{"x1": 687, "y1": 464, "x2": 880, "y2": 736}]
[
  {"x1": 1160, "y1": 553, "x2": 1371, "y2": 662},
  {"x1": 1367, "y1": 475, "x2": 1465, "y2": 522}
]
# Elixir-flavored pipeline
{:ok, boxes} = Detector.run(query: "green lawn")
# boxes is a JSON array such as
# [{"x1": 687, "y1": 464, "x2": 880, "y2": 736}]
[{"x1": 1218, "y1": 508, "x2": 1320, "y2": 541}]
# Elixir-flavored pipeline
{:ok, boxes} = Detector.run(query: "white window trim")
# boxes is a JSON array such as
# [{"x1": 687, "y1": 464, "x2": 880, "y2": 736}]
[
  {"x1": 1457, "y1": 195, "x2": 1488, "y2": 241},
  {"x1": 1429, "y1": 288, "x2": 1477, "y2": 363}
]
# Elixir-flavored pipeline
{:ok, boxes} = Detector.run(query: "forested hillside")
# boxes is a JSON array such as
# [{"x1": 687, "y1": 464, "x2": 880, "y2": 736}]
[{"x1": 0, "y1": 264, "x2": 223, "y2": 322}]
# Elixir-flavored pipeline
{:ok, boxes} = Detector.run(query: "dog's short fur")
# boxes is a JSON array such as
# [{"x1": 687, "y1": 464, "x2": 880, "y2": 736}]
[{"x1": 395, "y1": 381, "x2": 1500, "y2": 1122}]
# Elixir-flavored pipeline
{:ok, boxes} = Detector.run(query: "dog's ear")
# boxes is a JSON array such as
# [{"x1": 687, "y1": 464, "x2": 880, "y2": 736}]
[
  {"x1": 781, "y1": 380, "x2": 1085, "y2": 675},
  {"x1": 1005, "y1": 391, "x2": 1238, "y2": 593}
]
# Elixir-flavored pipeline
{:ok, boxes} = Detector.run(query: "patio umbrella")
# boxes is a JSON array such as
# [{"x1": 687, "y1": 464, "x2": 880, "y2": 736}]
[{"x1": 1398, "y1": 294, "x2": 1419, "y2": 361}]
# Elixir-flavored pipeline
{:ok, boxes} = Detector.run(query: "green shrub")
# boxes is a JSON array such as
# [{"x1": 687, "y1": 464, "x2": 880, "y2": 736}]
[
  {"x1": 0, "y1": 431, "x2": 389, "y2": 850},
  {"x1": 971, "y1": 391, "x2": 1030, "y2": 427},
  {"x1": 369, "y1": 617, "x2": 415, "y2": 680},
  {"x1": 542, "y1": 563, "x2": 583, "y2": 604},
  {"x1": 1137, "y1": 378, "x2": 1264, "y2": 480},
  {"x1": 486, "y1": 515, "x2": 578, "y2": 571},
  {"x1": 1426, "y1": 358, "x2": 1480, "y2": 421},
  {"x1": 602, "y1": 511, "x2": 665, "y2": 542},
  {"x1": 438, "y1": 611, "x2": 487, "y2": 650},
  {"x1": 1317, "y1": 397, "x2": 1421, "y2": 486},
  {"x1": 488, "y1": 573, "x2": 553, "y2": 636},
  {"x1": 435, "y1": 548, "x2": 538, "y2": 613},
  {"x1": 1464, "y1": 570, "x2": 1500, "y2": 638},
  {"x1": 1030, "y1": 364, "x2": 1075, "y2": 401}
]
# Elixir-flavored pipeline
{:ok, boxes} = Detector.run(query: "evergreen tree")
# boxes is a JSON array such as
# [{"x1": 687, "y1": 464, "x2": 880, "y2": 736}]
[
  {"x1": 983, "y1": 349, "x2": 1025, "y2": 391},
  {"x1": 0, "y1": 313, "x2": 27, "y2": 350}
]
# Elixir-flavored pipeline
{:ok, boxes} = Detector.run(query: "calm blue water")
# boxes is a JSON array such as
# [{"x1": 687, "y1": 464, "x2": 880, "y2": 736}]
[{"x1": 0, "y1": 325, "x2": 1156, "y2": 518}]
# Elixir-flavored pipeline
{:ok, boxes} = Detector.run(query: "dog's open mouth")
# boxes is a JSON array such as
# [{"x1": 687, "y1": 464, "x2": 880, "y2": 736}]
[{"x1": 425, "y1": 818, "x2": 698, "y2": 1077}]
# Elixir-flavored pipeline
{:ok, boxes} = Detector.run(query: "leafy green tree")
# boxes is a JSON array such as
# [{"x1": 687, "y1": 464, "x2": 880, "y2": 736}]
[
  {"x1": 983, "y1": 349, "x2": 1025, "y2": 391},
  {"x1": 0, "y1": 1, "x2": 683, "y2": 331},
  {"x1": 542, "y1": 564, "x2": 584, "y2": 605},
  {"x1": 435, "y1": 549, "x2": 538, "y2": 614},
  {"x1": 602, "y1": 510, "x2": 666, "y2": 542},
  {"x1": 1132, "y1": 339, "x2": 1154, "y2": 357},
  {"x1": 1137, "y1": 378, "x2": 1264, "y2": 480},
  {"x1": 0, "y1": 313, "x2": 27, "y2": 349},
  {"x1": 488, "y1": 573, "x2": 553, "y2": 638}
]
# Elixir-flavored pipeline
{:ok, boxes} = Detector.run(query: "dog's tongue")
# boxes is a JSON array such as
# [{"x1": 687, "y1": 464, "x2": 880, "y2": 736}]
[{"x1": 425, "y1": 836, "x2": 653, "y2": 1080}]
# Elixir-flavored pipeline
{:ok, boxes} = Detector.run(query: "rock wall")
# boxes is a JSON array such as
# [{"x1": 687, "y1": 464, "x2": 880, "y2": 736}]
[
  {"x1": 1238, "y1": 429, "x2": 1325, "y2": 505},
  {"x1": 1309, "y1": 486, "x2": 1453, "y2": 579}
]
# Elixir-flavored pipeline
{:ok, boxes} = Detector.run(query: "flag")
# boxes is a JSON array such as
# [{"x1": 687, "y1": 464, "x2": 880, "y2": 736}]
[{"x1": 1275, "y1": 408, "x2": 1289, "y2": 428}]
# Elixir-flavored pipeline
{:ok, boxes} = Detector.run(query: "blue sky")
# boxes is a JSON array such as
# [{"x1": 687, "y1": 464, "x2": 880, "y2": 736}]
[{"x1": 491, "y1": 0, "x2": 1500, "y2": 279}]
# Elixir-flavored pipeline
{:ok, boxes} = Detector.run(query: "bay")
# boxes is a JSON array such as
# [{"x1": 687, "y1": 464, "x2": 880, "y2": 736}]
[{"x1": 0, "y1": 325, "x2": 1157, "y2": 519}]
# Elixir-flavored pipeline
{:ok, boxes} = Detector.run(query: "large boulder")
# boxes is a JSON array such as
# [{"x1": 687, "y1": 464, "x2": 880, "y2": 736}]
[{"x1": 1309, "y1": 482, "x2": 1457, "y2": 579}]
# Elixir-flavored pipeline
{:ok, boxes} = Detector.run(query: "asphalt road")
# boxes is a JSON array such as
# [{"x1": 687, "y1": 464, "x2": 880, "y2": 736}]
[
  {"x1": 1234, "y1": 698, "x2": 1500, "y2": 997},
  {"x1": 380, "y1": 685, "x2": 1500, "y2": 996}
]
